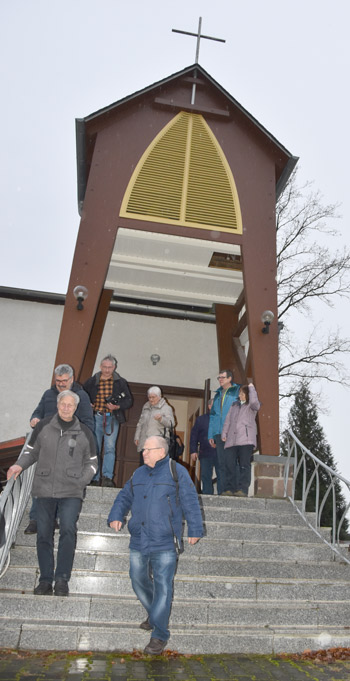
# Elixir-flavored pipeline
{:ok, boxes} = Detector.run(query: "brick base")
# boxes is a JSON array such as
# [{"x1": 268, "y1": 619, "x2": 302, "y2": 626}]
[{"x1": 248, "y1": 455, "x2": 294, "y2": 498}]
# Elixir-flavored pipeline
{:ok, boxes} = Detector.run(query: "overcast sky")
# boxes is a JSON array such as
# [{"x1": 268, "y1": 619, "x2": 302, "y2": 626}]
[{"x1": 1, "y1": 0, "x2": 349, "y2": 479}]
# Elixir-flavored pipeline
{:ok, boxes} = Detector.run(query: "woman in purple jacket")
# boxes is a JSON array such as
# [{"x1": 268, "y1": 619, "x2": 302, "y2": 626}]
[{"x1": 221, "y1": 383, "x2": 260, "y2": 497}]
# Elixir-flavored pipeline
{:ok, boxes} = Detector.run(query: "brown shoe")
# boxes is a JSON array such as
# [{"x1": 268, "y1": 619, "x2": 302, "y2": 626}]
[
  {"x1": 140, "y1": 617, "x2": 152, "y2": 631},
  {"x1": 144, "y1": 637, "x2": 167, "y2": 655}
]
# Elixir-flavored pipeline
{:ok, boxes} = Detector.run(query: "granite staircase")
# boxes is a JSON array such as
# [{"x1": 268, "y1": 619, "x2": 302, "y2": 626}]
[{"x1": 1, "y1": 488, "x2": 350, "y2": 654}]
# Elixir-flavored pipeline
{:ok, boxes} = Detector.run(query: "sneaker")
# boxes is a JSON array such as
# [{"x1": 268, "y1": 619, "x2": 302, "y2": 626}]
[
  {"x1": 102, "y1": 477, "x2": 115, "y2": 488},
  {"x1": 140, "y1": 618, "x2": 152, "y2": 631},
  {"x1": 221, "y1": 490, "x2": 234, "y2": 496},
  {"x1": 144, "y1": 637, "x2": 167, "y2": 655},
  {"x1": 54, "y1": 579, "x2": 69, "y2": 596},
  {"x1": 233, "y1": 490, "x2": 247, "y2": 497},
  {"x1": 24, "y1": 520, "x2": 37, "y2": 534},
  {"x1": 34, "y1": 581, "x2": 52, "y2": 595}
]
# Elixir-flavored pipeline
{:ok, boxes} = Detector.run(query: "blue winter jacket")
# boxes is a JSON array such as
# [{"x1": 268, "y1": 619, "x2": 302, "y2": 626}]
[
  {"x1": 31, "y1": 381, "x2": 94, "y2": 432},
  {"x1": 108, "y1": 456, "x2": 204, "y2": 553},
  {"x1": 208, "y1": 384, "x2": 240, "y2": 440}
]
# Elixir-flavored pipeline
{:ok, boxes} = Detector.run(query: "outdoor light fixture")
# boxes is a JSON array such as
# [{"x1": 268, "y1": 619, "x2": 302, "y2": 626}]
[
  {"x1": 73, "y1": 285, "x2": 88, "y2": 311},
  {"x1": 150, "y1": 354, "x2": 161, "y2": 366},
  {"x1": 261, "y1": 310, "x2": 274, "y2": 334}
]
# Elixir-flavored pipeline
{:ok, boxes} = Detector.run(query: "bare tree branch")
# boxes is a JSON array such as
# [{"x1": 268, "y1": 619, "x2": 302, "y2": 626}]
[{"x1": 276, "y1": 169, "x2": 350, "y2": 396}]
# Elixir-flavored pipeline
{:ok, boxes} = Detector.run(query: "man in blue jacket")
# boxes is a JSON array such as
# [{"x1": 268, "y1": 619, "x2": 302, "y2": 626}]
[
  {"x1": 108, "y1": 435, "x2": 203, "y2": 655},
  {"x1": 208, "y1": 369, "x2": 240, "y2": 494},
  {"x1": 190, "y1": 400, "x2": 220, "y2": 495}
]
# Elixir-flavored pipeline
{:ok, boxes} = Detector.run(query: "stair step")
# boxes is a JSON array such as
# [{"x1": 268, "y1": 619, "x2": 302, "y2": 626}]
[
  {"x1": 2, "y1": 565, "x2": 350, "y2": 602},
  {"x1": 3, "y1": 619, "x2": 350, "y2": 655}
]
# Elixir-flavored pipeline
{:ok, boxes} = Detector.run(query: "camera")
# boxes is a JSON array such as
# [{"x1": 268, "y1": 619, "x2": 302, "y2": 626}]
[{"x1": 105, "y1": 395, "x2": 119, "y2": 406}]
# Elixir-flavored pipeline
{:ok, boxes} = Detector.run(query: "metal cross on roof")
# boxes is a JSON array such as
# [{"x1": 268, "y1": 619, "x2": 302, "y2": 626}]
[{"x1": 172, "y1": 17, "x2": 226, "y2": 105}]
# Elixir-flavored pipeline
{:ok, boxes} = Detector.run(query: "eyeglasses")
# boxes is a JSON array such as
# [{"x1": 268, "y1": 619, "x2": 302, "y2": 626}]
[
  {"x1": 143, "y1": 447, "x2": 161, "y2": 453},
  {"x1": 217, "y1": 375, "x2": 227, "y2": 380}
]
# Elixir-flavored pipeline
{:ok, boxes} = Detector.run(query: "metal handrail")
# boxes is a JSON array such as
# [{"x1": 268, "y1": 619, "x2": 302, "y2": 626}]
[
  {"x1": 0, "y1": 434, "x2": 36, "y2": 578},
  {"x1": 283, "y1": 427, "x2": 350, "y2": 564}
]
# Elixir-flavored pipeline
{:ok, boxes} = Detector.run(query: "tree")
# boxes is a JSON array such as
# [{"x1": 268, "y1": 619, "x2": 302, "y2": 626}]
[
  {"x1": 276, "y1": 169, "x2": 350, "y2": 398},
  {"x1": 280, "y1": 381, "x2": 349, "y2": 539}
]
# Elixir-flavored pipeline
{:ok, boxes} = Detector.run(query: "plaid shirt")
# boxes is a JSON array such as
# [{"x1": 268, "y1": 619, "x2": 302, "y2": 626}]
[{"x1": 93, "y1": 377, "x2": 114, "y2": 413}]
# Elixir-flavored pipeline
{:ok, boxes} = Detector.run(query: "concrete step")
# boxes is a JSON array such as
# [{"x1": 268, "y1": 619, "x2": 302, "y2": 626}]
[
  {"x1": 2, "y1": 619, "x2": 350, "y2": 655},
  {"x1": 81, "y1": 497, "x2": 316, "y2": 527},
  {"x1": 5, "y1": 543, "x2": 349, "y2": 581},
  {"x1": 85, "y1": 487, "x2": 308, "y2": 512},
  {"x1": 18, "y1": 512, "x2": 332, "y2": 545},
  {"x1": 14, "y1": 527, "x2": 336, "y2": 562},
  {"x1": 2, "y1": 564, "x2": 350, "y2": 603},
  {"x1": 2, "y1": 591, "x2": 350, "y2": 632}
]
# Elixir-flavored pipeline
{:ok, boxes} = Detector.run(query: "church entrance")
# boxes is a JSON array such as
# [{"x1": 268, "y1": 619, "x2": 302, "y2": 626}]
[{"x1": 115, "y1": 382, "x2": 205, "y2": 487}]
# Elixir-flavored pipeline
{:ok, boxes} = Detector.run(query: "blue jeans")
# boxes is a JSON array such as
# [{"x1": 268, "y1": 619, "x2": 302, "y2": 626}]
[
  {"x1": 214, "y1": 435, "x2": 226, "y2": 494},
  {"x1": 200, "y1": 454, "x2": 221, "y2": 495},
  {"x1": 93, "y1": 413, "x2": 119, "y2": 480},
  {"x1": 36, "y1": 497, "x2": 82, "y2": 583},
  {"x1": 129, "y1": 549, "x2": 178, "y2": 641}
]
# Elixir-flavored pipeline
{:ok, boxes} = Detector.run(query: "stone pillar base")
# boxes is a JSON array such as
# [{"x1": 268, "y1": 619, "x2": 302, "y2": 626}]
[{"x1": 248, "y1": 455, "x2": 294, "y2": 498}]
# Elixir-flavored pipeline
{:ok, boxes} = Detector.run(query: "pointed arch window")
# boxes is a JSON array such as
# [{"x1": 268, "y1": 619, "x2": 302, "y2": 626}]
[{"x1": 120, "y1": 111, "x2": 242, "y2": 234}]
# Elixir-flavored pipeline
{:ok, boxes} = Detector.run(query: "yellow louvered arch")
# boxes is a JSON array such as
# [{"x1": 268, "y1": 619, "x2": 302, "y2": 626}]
[{"x1": 120, "y1": 112, "x2": 242, "y2": 234}]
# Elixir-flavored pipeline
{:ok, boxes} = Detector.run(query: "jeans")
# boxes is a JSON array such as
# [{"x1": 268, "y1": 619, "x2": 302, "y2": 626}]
[
  {"x1": 225, "y1": 444, "x2": 254, "y2": 494},
  {"x1": 200, "y1": 454, "x2": 221, "y2": 495},
  {"x1": 94, "y1": 413, "x2": 119, "y2": 480},
  {"x1": 129, "y1": 549, "x2": 178, "y2": 641},
  {"x1": 214, "y1": 435, "x2": 226, "y2": 495},
  {"x1": 36, "y1": 497, "x2": 82, "y2": 583}
]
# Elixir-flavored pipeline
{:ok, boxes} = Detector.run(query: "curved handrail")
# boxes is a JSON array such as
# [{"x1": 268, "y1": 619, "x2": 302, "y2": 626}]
[
  {"x1": 283, "y1": 428, "x2": 350, "y2": 564},
  {"x1": 0, "y1": 434, "x2": 36, "y2": 578}
]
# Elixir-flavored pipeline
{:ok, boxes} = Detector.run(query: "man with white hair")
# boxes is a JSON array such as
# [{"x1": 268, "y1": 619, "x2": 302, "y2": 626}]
[
  {"x1": 108, "y1": 435, "x2": 203, "y2": 655},
  {"x1": 24, "y1": 363, "x2": 94, "y2": 534},
  {"x1": 7, "y1": 390, "x2": 97, "y2": 597}
]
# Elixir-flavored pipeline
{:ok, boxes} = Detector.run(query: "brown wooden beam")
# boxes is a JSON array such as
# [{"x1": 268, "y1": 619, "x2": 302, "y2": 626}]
[
  {"x1": 215, "y1": 304, "x2": 246, "y2": 385},
  {"x1": 78, "y1": 288, "x2": 114, "y2": 384}
]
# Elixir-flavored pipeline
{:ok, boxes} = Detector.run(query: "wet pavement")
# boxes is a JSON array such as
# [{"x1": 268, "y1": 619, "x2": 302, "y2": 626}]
[{"x1": 1, "y1": 651, "x2": 350, "y2": 681}]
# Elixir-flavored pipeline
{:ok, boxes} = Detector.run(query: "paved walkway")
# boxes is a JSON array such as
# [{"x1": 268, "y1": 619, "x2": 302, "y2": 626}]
[{"x1": 1, "y1": 652, "x2": 350, "y2": 680}]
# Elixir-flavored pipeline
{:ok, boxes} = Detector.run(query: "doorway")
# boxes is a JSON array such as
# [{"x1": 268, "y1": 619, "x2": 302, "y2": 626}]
[{"x1": 115, "y1": 382, "x2": 204, "y2": 487}]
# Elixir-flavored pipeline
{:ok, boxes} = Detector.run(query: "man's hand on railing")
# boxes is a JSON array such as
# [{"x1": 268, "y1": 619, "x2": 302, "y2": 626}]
[{"x1": 6, "y1": 465, "x2": 23, "y2": 481}]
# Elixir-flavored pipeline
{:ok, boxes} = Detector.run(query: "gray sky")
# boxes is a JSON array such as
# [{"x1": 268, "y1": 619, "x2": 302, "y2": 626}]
[{"x1": 1, "y1": 0, "x2": 349, "y2": 478}]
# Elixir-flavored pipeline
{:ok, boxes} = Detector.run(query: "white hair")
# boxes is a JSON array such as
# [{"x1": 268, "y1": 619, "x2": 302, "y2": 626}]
[
  {"x1": 57, "y1": 390, "x2": 80, "y2": 407},
  {"x1": 147, "y1": 386, "x2": 162, "y2": 398}
]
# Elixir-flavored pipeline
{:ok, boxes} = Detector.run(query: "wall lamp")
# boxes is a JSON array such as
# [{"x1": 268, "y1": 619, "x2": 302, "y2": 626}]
[
  {"x1": 261, "y1": 310, "x2": 274, "y2": 334},
  {"x1": 150, "y1": 354, "x2": 161, "y2": 366},
  {"x1": 73, "y1": 285, "x2": 88, "y2": 311}
]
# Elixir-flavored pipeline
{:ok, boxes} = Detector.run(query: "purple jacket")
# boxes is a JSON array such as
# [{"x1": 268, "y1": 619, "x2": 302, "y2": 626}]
[{"x1": 221, "y1": 385, "x2": 260, "y2": 448}]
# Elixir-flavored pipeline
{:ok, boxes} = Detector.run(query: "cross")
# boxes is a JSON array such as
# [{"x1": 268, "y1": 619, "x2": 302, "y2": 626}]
[{"x1": 172, "y1": 17, "x2": 225, "y2": 105}]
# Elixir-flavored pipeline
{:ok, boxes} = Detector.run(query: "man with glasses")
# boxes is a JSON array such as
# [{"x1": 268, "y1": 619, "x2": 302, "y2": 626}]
[
  {"x1": 108, "y1": 435, "x2": 203, "y2": 655},
  {"x1": 208, "y1": 370, "x2": 240, "y2": 494},
  {"x1": 83, "y1": 355, "x2": 133, "y2": 487},
  {"x1": 24, "y1": 364, "x2": 94, "y2": 534}
]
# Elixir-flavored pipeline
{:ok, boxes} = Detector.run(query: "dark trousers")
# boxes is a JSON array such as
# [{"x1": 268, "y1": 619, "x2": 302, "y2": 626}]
[
  {"x1": 36, "y1": 497, "x2": 82, "y2": 583},
  {"x1": 200, "y1": 454, "x2": 220, "y2": 495},
  {"x1": 223, "y1": 445, "x2": 254, "y2": 494},
  {"x1": 214, "y1": 435, "x2": 227, "y2": 494}
]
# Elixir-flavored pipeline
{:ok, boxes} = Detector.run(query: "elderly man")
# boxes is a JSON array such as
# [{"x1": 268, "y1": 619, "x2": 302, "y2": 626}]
[
  {"x1": 7, "y1": 390, "x2": 97, "y2": 596},
  {"x1": 208, "y1": 369, "x2": 240, "y2": 494},
  {"x1": 84, "y1": 354, "x2": 133, "y2": 487},
  {"x1": 24, "y1": 363, "x2": 94, "y2": 534},
  {"x1": 108, "y1": 435, "x2": 203, "y2": 655}
]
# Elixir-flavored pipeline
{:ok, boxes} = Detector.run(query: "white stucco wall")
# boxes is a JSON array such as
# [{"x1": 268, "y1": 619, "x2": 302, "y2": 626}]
[{"x1": 0, "y1": 299, "x2": 219, "y2": 442}]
